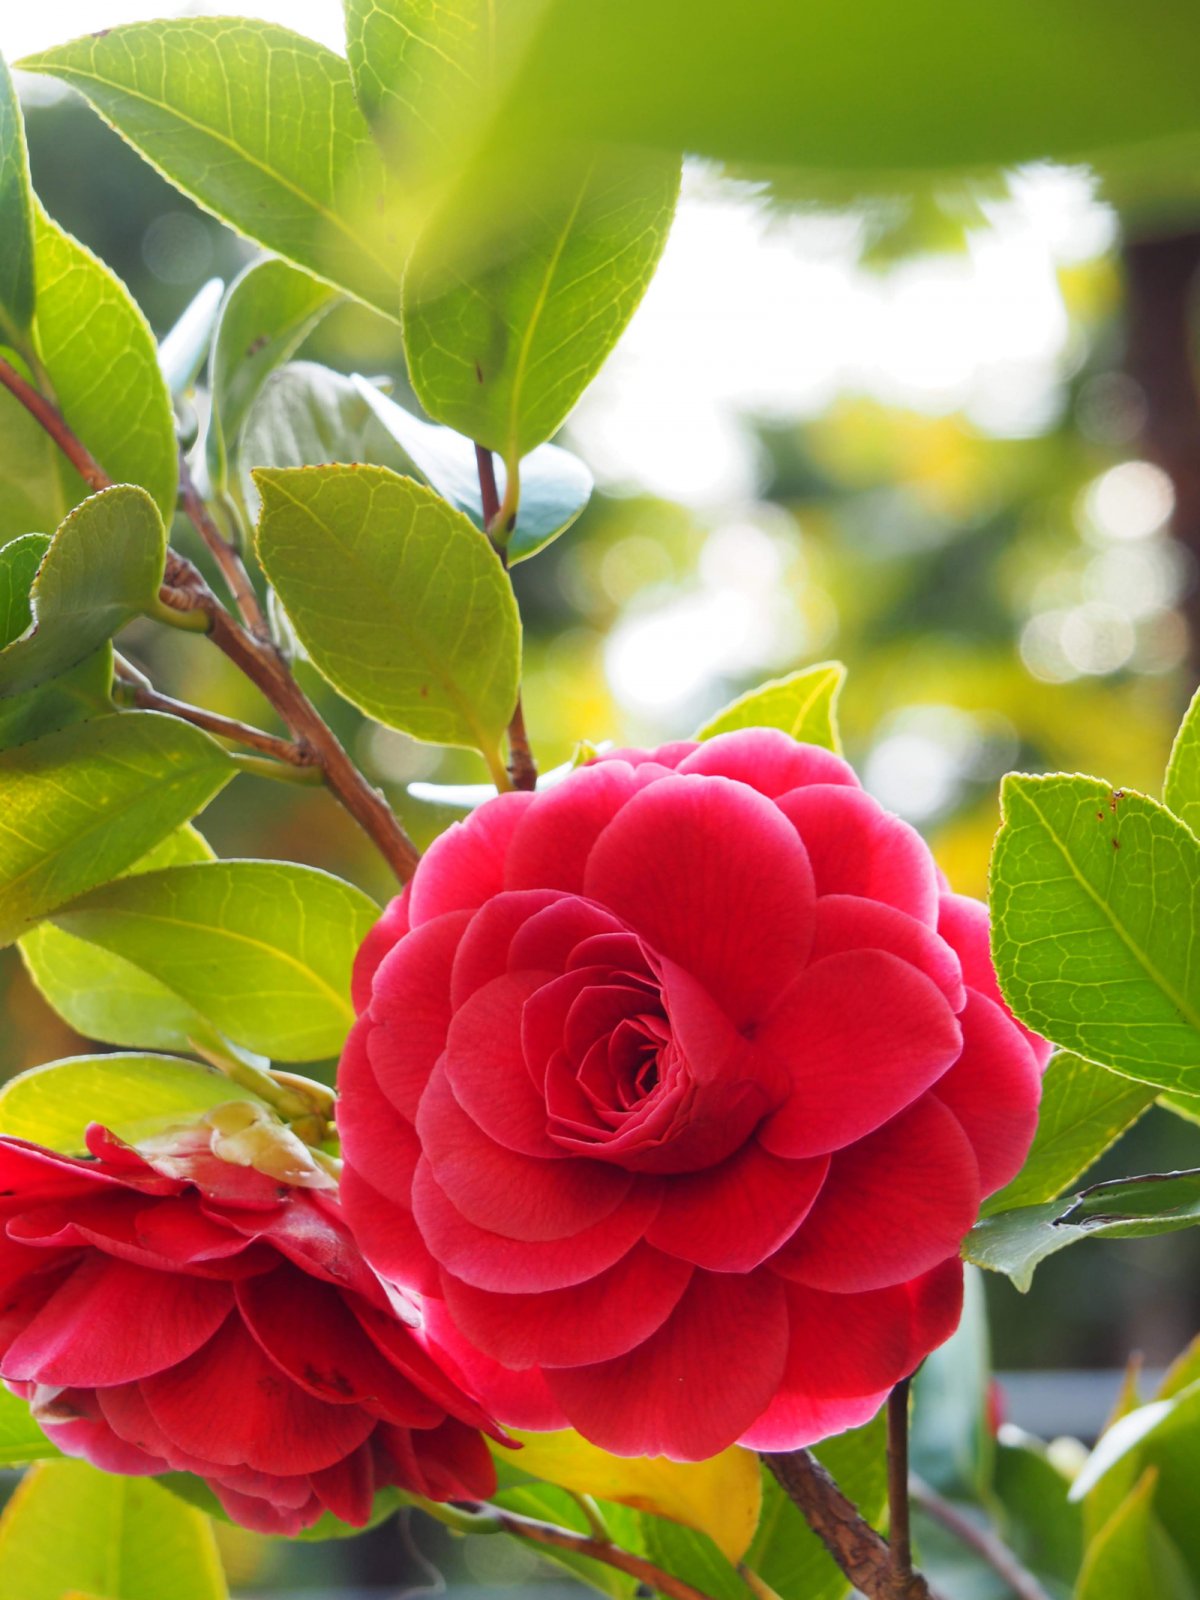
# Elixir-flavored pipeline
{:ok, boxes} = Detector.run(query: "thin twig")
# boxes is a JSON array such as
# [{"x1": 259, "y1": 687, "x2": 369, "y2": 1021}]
[
  {"x1": 887, "y1": 1379, "x2": 914, "y2": 1593},
  {"x1": 762, "y1": 1450, "x2": 944, "y2": 1600},
  {"x1": 909, "y1": 1477, "x2": 1053, "y2": 1600},
  {"x1": 178, "y1": 451, "x2": 269, "y2": 638},
  {"x1": 1, "y1": 353, "x2": 422, "y2": 884},
  {"x1": 475, "y1": 442, "x2": 537, "y2": 791},
  {"x1": 114, "y1": 674, "x2": 314, "y2": 766}
]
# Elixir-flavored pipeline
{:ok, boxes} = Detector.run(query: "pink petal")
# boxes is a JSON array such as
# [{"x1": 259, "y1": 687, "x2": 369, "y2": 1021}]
[
  {"x1": 440, "y1": 1243, "x2": 692, "y2": 1369},
  {"x1": 443, "y1": 972, "x2": 561, "y2": 1158},
  {"x1": 411, "y1": 1160, "x2": 659, "y2": 1292},
  {"x1": 142, "y1": 1315, "x2": 375, "y2": 1475},
  {"x1": 351, "y1": 889, "x2": 410, "y2": 1012},
  {"x1": 449, "y1": 888, "x2": 566, "y2": 1005},
  {"x1": 740, "y1": 1387, "x2": 889, "y2": 1452},
  {"x1": 509, "y1": 897, "x2": 629, "y2": 975},
  {"x1": 647, "y1": 1141, "x2": 829, "y2": 1271},
  {"x1": 3, "y1": 1257, "x2": 233, "y2": 1386},
  {"x1": 584, "y1": 775, "x2": 817, "y2": 1027},
  {"x1": 934, "y1": 993, "x2": 1042, "y2": 1196},
  {"x1": 758, "y1": 950, "x2": 962, "y2": 1158},
  {"x1": 339, "y1": 1165, "x2": 440, "y2": 1295},
  {"x1": 810, "y1": 895, "x2": 965, "y2": 1012},
  {"x1": 504, "y1": 762, "x2": 646, "y2": 892},
  {"x1": 675, "y1": 729, "x2": 859, "y2": 796},
  {"x1": 422, "y1": 1301, "x2": 569, "y2": 1429},
  {"x1": 594, "y1": 742, "x2": 694, "y2": 770},
  {"x1": 545, "y1": 1269, "x2": 789, "y2": 1460},
  {"x1": 408, "y1": 792, "x2": 535, "y2": 925},
  {"x1": 416, "y1": 1065, "x2": 632, "y2": 1241},
  {"x1": 219, "y1": 1193, "x2": 381, "y2": 1300},
  {"x1": 337, "y1": 1016, "x2": 423, "y2": 1206},
  {"x1": 777, "y1": 785, "x2": 939, "y2": 924},
  {"x1": 770, "y1": 1096, "x2": 980, "y2": 1292},
  {"x1": 43, "y1": 1411, "x2": 167, "y2": 1475},
  {"x1": 0, "y1": 1139, "x2": 128, "y2": 1209},
  {"x1": 366, "y1": 910, "x2": 471, "y2": 1120},
  {"x1": 211, "y1": 1482, "x2": 323, "y2": 1536},
  {"x1": 938, "y1": 893, "x2": 1053, "y2": 1067}
]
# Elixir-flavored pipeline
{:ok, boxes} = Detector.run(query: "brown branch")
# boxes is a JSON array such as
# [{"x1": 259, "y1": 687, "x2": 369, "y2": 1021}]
[
  {"x1": 475, "y1": 442, "x2": 538, "y2": 791},
  {"x1": 909, "y1": 1477, "x2": 1053, "y2": 1600},
  {"x1": 887, "y1": 1378, "x2": 914, "y2": 1593},
  {"x1": 478, "y1": 1504, "x2": 723, "y2": 1600},
  {"x1": 114, "y1": 673, "x2": 315, "y2": 767},
  {"x1": 178, "y1": 452, "x2": 269, "y2": 638},
  {"x1": 0, "y1": 353, "x2": 422, "y2": 884},
  {"x1": 762, "y1": 1450, "x2": 944, "y2": 1600}
]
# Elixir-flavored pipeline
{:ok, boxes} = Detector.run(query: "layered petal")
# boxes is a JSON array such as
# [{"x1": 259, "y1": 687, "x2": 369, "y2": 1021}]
[{"x1": 777, "y1": 784, "x2": 939, "y2": 924}]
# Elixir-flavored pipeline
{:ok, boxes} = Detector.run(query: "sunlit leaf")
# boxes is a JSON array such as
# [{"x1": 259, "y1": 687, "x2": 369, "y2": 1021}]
[
  {"x1": 255, "y1": 463, "x2": 519, "y2": 762},
  {"x1": 0, "y1": 713, "x2": 234, "y2": 948},
  {"x1": 1075, "y1": 1469, "x2": 1196, "y2": 1600},
  {"x1": 0, "y1": 51, "x2": 35, "y2": 349},
  {"x1": 990, "y1": 774, "x2": 1200, "y2": 1093},
  {"x1": 344, "y1": 0, "x2": 491, "y2": 133},
  {"x1": 0, "y1": 1460, "x2": 227, "y2": 1600},
  {"x1": 0, "y1": 1388, "x2": 58, "y2": 1469},
  {"x1": 1165, "y1": 683, "x2": 1200, "y2": 838},
  {"x1": 51, "y1": 859, "x2": 378, "y2": 1061},
  {"x1": 694, "y1": 663, "x2": 846, "y2": 750},
  {"x1": 21, "y1": 21, "x2": 401, "y2": 318},
  {"x1": 158, "y1": 277, "x2": 224, "y2": 398}
]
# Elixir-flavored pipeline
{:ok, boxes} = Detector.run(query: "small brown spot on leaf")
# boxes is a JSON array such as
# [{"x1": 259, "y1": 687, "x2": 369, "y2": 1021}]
[
  {"x1": 246, "y1": 334, "x2": 269, "y2": 358},
  {"x1": 474, "y1": 360, "x2": 484, "y2": 384}
]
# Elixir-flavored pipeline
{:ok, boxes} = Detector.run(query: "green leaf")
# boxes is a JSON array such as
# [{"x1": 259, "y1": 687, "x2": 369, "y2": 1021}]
[
  {"x1": 352, "y1": 375, "x2": 593, "y2": 563},
  {"x1": 20, "y1": 21, "x2": 401, "y2": 319},
  {"x1": 981, "y1": 1051, "x2": 1157, "y2": 1215},
  {"x1": 51, "y1": 859, "x2": 378, "y2": 1061},
  {"x1": 30, "y1": 207, "x2": 178, "y2": 522},
  {"x1": 255, "y1": 463, "x2": 520, "y2": 762},
  {"x1": 746, "y1": 1415, "x2": 888, "y2": 1600},
  {"x1": 403, "y1": 148, "x2": 680, "y2": 461},
  {"x1": 638, "y1": 1520, "x2": 746, "y2": 1600},
  {"x1": 694, "y1": 663, "x2": 847, "y2": 750},
  {"x1": 491, "y1": 1480, "x2": 640, "y2": 1598},
  {"x1": 0, "y1": 1053, "x2": 261, "y2": 1153},
  {"x1": 0, "y1": 1388, "x2": 58, "y2": 1468},
  {"x1": 1165, "y1": 684, "x2": 1200, "y2": 838},
  {"x1": 158, "y1": 278, "x2": 224, "y2": 398},
  {"x1": 992, "y1": 1435, "x2": 1082, "y2": 1591},
  {"x1": 1076, "y1": 1469, "x2": 1198, "y2": 1600},
  {"x1": 910, "y1": 1265, "x2": 993, "y2": 1501},
  {"x1": 0, "y1": 712, "x2": 234, "y2": 948},
  {"x1": 205, "y1": 258, "x2": 338, "y2": 498},
  {"x1": 0, "y1": 1460, "x2": 227, "y2": 1600},
  {"x1": 0, "y1": 51, "x2": 36, "y2": 348},
  {"x1": 0, "y1": 487, "x2": 166, "y2": 697},
  {"x1": 344, "y1": 0, "x2": 492, "y2": 132},
  {"x1": 990, "y1": 773, "x2": 1200, "y2": 1094}
]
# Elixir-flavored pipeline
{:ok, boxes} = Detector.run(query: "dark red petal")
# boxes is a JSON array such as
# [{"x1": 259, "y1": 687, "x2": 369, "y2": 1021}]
[
  {"x1": 675, "y1": 729, "x2": 859, "y2": 796},
  {"x1": 933, "y1": 992, "x2": 1042, "y2": 1195},
  {"x1": 411, "y1": 1160, "x2": 658, "y2": 1292},
  {"x1": 777, "y1": 784, "x2": 939, "y2": 924},
  {"x1": 647, "y1": 1141, "x2": 829, "y2": 1271},
  {"x1": 545, "y1": 1269, "x2": 789, "y2": 1460},
  {"x1": 411, "y1": 1415, "x2": 498, "y2": 1500},
  {"x1": 758, "y1": 950, "x2": 962, "y2": 1159},
  {"x1": 0, "y1": 1138, "x2": 129, "y2": 1209},
  {"x1": 442, "y1": 972, "x2": 561, "y2": 1158},
  {"x1": 236, "y1": 1265, "x2": 444, "y2": 1426},
  {"x1": 339, "y1": 1165, "x2": 439, "y2": 1295},
  {"x1": 337, "y1": 1015, "x2": 423, "y2": 1206},
  {"x1": 42, "y1": 1412, "x2": 167, "y2": 1475},
  {"x1": 142, "y1": 1314, "x2": 375, "y2": 1475},
  {"x1": 408, "y1": 792, "x2": 536, "y2": 925},
  {"x1": 417, "y1": 1065, "x2": 631, "y2": 1241},
  {"x1": 3, "y1": 1257, "x2": 233, "y2": 1386},
  {"x1": 440, "y1": 1243, "x2": 692, "y2": 1369},
  {"x1": 218, "y1": 1193, "x2": 381, "y2": 1301},
  {"x1": 770, "y1": 1096, "x2": 980, "y2": 1292},
  {"x1": 809, "y1": 895, "x2": 965, "y2": 1013},
  {"x1": 210, "y1": 1482, "x2": 323, "y2": 1536},
  {"x1": 311, "y1": 1442, "x2": 377, "y2": 1523},
  {"x1": 350, "y1": 1295, "x2": 499, "y2": 1434},
  {"x1": 351, "y1": 889, "x2": 411, "y2": 1013},
  {"x1": 584, "y1": 775, "x2": 817, "y2": 1026},
  {"x1": 938, "y1": 893, "x2": 1053, "y2": 1067},
  {"x1": 366, "y1": 910, "x2": 471, "y2": 1120},
  {"x1": 504, "y1": 761, "x2": 645, "y2": 893}
]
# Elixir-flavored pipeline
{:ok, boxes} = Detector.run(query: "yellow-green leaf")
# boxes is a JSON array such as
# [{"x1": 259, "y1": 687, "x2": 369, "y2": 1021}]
[{"x1": 694, "y1": 663, "x2": 846, "y2": 750}]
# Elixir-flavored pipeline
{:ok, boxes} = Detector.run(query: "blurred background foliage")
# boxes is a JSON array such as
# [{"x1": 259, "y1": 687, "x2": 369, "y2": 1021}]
[{"x1": 7, "y1": 10, "x2": 1200, "y2": 1590}]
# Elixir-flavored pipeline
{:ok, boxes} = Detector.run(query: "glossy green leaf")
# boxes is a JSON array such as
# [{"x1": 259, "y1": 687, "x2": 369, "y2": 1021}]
[
  {"x1": 694, "y1": 662, "x2": 847, "y2": 749},
  {"x1": 0, "y1": 1388, "x2": 58, "y2": 1468},
  {"x1": 0, "y1": 1053, "x2": 260, "y2": 1153},
  {"x1": 910, "y1": 1266, "x2": 992, "y2": 1501},
  {"x1": 255, "y1": 463, "x2": 520, "y2": 760},
  {"x1": 1165, "y1": 683, "x2": 1200, "y2": 839},
  {"x1": 0, "y1": 713, "x2": 234, "y2": 948},
  {"x1": 0, "y1": 1460, "x2": 227, "y2": 1600},
  {"x1": 205, "y1": 258, "x2": 338, "y2": 497},
  {"x1": 345, "y1": 0, "x2": 492, "y2": 133},
  {"x1": 353, "y1": 375, "x2": 594, "y2": 562},
  {"x1": 30, "y1": 207, "x2": 177, "y2": 521},
  {"x1": 490, "y1": 1479, "x2": 641, "y2": 1598},
  {"x1": 0, "y1": 51, "x2": 35, "y2": 347},
  {"x1": 992, "y1": 1435, "x2": 1083, "y2": 1592},
  {"x1": 746, "y1": 1415, "x2": 888, "y2": 1600},
  {"x1": 638, "y1": 1521, "x2": 746, "y2": 1600},
  {"x1": 0, "y1": 487, "x2": 166, "y2": 697},
  {"x1": 990, "y1": 774, "x2": 1200, "y2": 1093},
  {"x1": 158, "y1": 277, "x2": 223, "y2": 398},
  {"x1": 20, "y1": 21, "x2": 401, "y2": 318},
  {"x1": 1076, "y1": 1469, "x2": 1197, "y2": 1600},
  {"x1": 403, "y1": 149, "x2": 680, "y2": 461},
  {"x1": 52, "y1": 859, "x2": 378, "y2": 1061},
  {"x1": 981, "y1": 1051, "x2": 1157, "y2": 1215}
]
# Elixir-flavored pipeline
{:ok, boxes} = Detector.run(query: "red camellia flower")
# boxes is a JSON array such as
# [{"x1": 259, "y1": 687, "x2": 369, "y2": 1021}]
[
  {"x1": 340, "y1": 730, "x2": 1050, "y2": 1460},
  {"x1": 0, "y1": 1119, "x2": 502, "y2": 1534}
]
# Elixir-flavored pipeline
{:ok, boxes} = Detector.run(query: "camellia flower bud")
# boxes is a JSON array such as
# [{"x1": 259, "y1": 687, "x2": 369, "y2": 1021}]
[{"x1": 0, "y1": 1115, "x2": 504, "y2": 1534}]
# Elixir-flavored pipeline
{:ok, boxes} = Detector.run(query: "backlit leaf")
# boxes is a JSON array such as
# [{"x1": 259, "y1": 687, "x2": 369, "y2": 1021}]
[
  {"x1": 1165, "y1": 683, "x2": 1200, "y2": 838},
  {"x1": 695, "y1": 663, "x2": 846, "y2": 750},
  {"x1": 0, "y1": 50, "x2": 35, "y2": 347}
]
